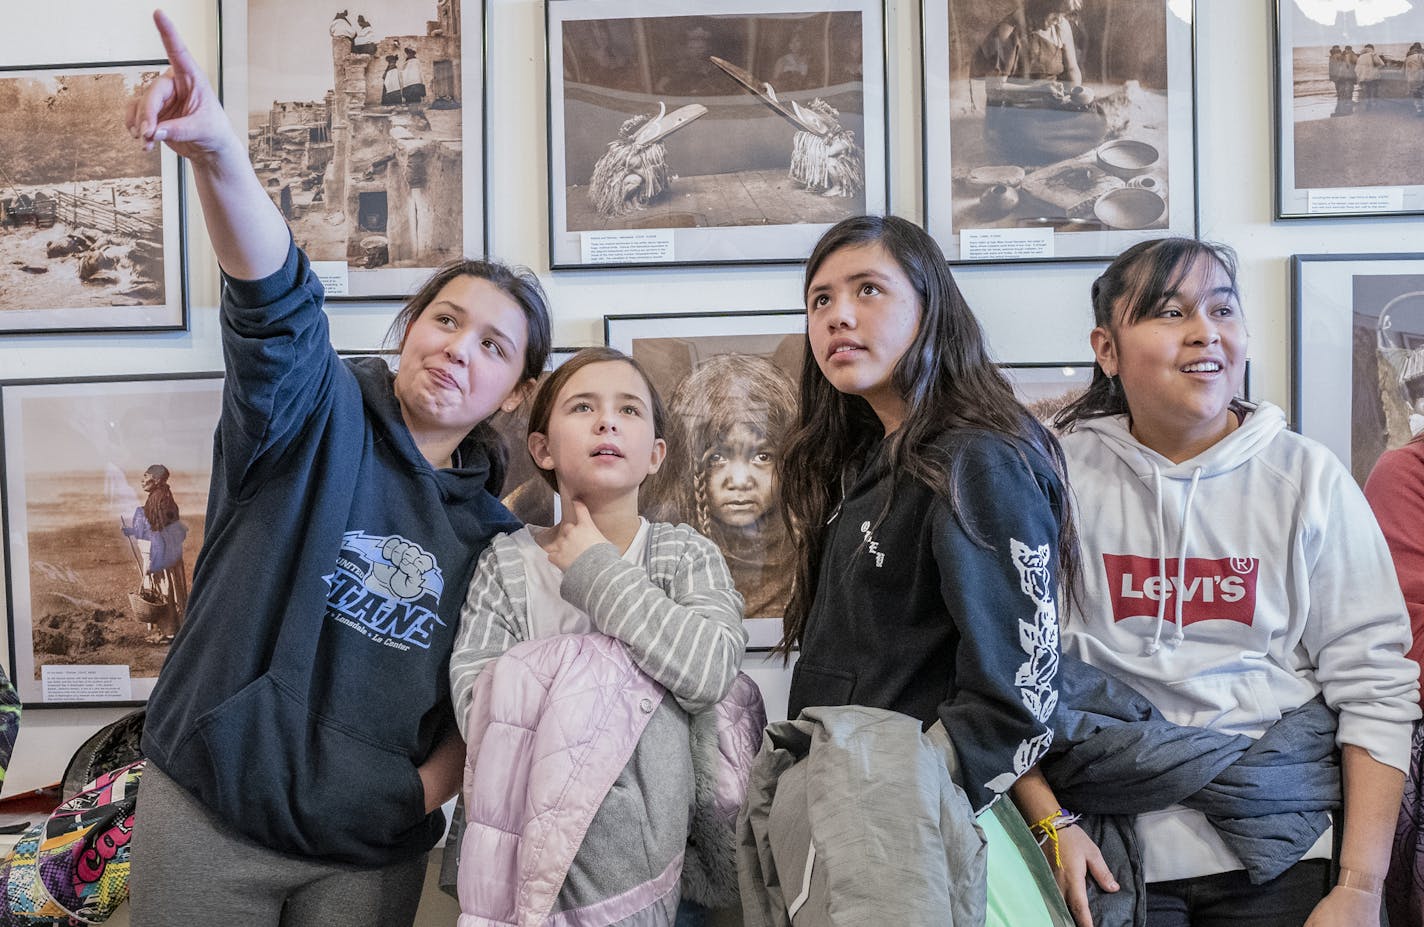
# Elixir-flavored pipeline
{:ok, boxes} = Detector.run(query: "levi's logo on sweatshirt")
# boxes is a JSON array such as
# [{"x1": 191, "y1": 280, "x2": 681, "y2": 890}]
[{"x1": 1103, "y1": 554, "x2": 1259, "y2": 627}]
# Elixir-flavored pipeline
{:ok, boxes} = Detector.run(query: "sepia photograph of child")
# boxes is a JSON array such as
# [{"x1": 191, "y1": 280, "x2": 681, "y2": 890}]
[{"x1": 607, "y1": 313, "x2": 803, "y2": 642}]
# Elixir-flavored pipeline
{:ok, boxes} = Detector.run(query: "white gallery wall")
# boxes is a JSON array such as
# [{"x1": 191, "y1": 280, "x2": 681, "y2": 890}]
[{"x1": 1, "y1": 0, "x2": 1421, "y2": 825}]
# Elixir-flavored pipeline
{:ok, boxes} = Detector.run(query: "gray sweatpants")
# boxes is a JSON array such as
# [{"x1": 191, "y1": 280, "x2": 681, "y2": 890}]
[{"x1": 130, "y1": 763, "x2": 427, "y2": 927}]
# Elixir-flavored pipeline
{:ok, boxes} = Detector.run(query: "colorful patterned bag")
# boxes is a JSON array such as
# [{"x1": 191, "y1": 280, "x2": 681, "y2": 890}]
[{"x1": 0, "y1": 761, "x2": 141, "y2": 925}]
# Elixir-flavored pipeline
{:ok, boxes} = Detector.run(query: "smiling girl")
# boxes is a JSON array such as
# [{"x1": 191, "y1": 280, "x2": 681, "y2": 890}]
[{"x1": 1028, "y1": 237, "x2": 1419, "y2": 926}]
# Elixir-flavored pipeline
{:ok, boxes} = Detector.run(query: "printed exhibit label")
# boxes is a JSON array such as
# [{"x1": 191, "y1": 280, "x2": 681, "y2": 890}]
[
  {"x1": 960, "y1": 228, "x2": 1055, "y2": 261},
  {"x1": 1307, "y1": 187, "x2": 1404, "y2": 214},
  {"x1": 581, "y1": 229, "x2": 676, "y2": 265},
  {"x1": 41, "y1": 665, "x2": 132, "y2": 703},
  {"x1": 310, "y1": 261, "x2": 351, "y2": 297}
]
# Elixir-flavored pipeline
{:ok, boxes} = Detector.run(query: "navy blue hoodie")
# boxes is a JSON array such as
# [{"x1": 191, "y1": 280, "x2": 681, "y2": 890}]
[{"x1": 142, "y1": 243, "x2": 520, "y2": 866}]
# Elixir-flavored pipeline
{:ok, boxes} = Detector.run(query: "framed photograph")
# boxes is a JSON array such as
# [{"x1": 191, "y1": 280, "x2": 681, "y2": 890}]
[
  {"x1": 0, "y1": 61, "x2": 188, "y2": 334},
  {"x1": 923, "y1": 0, "x2": 1197, "y2": 263},
  {"x1": 606, "y1": 311, "x2": 805, "y2": 647},
  {"x1": 548, "y1": 0, "x2": 888, "y2": 269},
  {"x1": 1274, "y1": 2, "x2": 1424, "y2": 218},
  {"x1": 220, "y1": 0, "x2": 485, "y2": 299},
  {"x1": 1292, "y1": 253, "x2": 1424, "y2": 486},
  {"x1": 1, "y1": 373, "x2": 224, "y2": 706}
]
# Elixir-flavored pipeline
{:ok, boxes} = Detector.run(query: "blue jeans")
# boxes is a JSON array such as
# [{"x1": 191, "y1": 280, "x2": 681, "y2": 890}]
[{"x1": 1145, "y1": 859, "x2": 1331, "y2": 926}]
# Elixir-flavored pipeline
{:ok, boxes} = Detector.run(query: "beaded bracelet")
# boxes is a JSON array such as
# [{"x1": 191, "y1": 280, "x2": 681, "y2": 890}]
[{"x1": 1030, "y1": 808, "x2": 1082, "y2": 869}]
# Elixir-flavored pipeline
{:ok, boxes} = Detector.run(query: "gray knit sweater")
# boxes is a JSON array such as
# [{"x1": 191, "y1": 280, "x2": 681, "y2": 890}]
[{"x1": 451, "y1": 521, "x2": 748, "y2": 733}]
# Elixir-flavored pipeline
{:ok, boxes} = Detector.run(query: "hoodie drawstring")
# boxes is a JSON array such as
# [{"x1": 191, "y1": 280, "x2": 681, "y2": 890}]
[
  {"x1": 1144, "y1": 464, "x2": 1204, "y2": 655},
  {"x1": 1169, "y1": 468, "x2": 1203, "y2": 648},
  {"x1": 1145, "y1": 465, "x2": 1169, "y2": 656}
]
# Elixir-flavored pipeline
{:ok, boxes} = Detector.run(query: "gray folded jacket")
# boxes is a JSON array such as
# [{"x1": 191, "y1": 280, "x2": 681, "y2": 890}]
[{"x1": 736, "y1": 706, "x2": 988, "y2": 927}]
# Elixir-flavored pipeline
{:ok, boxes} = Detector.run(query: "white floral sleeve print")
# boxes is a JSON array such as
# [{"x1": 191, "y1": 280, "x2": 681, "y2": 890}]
[{"x1": 984, "y1": 538, "x2": 1059, "y2": 795}]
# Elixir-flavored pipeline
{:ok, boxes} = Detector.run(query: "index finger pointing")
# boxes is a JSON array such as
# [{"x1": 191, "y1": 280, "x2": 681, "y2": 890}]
[{"x1": 153, "y1": 9, "x2": 200, "y2": 75}]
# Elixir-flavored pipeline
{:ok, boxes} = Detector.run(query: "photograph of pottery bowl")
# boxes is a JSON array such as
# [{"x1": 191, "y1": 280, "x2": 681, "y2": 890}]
[
  {"x1": 1096, "y1": 139, "x2": 1160, "y2": 178},
  {"x1": 1093, "y1": 187, "x2": 1167, "y2": 229}
]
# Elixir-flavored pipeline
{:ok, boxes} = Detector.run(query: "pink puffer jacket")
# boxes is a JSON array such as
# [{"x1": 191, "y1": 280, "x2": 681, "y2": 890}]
[{"x1": 458, "y1": 633, "x2": 764, "y2": 926}]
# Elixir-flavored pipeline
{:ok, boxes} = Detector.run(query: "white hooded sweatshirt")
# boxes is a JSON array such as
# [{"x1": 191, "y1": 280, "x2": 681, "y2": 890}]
[{"x1": 1060, "y1": 401, "x2": 1419, "y2": 882}]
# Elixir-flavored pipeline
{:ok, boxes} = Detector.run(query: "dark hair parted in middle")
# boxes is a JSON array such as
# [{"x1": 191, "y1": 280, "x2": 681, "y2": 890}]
[
  {"x1": 524, "y1": 346, "x2": 671, "y2": 491},
  {"x1": 777, "y1": 214, "x2": 1080, "y2": 655},
  {"x1": 1054, "y1": 236, "x2": 1249, "y2": 432}
]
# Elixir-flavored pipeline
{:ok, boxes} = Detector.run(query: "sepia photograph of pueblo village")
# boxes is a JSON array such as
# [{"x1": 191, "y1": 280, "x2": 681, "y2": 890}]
[
  {"x1": 0, "y1": 66, "x2": 168, "y2": 315},
  {"x1": 241, "y1": 0, "x2": 465, "y2": 283}
]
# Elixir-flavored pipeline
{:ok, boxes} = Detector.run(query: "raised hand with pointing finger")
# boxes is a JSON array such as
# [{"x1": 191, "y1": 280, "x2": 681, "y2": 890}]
[
  {"x1": 125, "y1": 9, "x2": 289, "y2": 280},
  {"x1": 125, "y1": 10, "x2": 234, "y2": 161}
]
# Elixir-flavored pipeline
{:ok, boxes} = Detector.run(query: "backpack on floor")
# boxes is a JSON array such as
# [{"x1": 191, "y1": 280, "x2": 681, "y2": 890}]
[
  {"x1": 0, "y1": 710, "x2": 146, "y2": 926},
  {"x1": 0, "y1": 760, "x2": 142, "y2": 926}
]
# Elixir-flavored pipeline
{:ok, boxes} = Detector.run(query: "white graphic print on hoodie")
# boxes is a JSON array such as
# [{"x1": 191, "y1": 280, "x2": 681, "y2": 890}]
[{"x1": 1059, "y1": 401, "x2": 1419, "y2": 882}]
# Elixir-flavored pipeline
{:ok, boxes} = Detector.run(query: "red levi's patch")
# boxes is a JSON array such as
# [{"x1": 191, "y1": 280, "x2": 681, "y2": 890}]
[{"x1": 1103, "y1": 554, "x2": 1259, "y2": 627}]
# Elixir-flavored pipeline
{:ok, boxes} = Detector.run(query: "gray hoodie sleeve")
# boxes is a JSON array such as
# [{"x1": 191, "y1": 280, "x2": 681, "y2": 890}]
[
  {"x1": 561, "y1": 526, "x2": 748, "y2": 713},
  {"x1": 449, "y1": 542, "x2": 525, "y2": 739}
]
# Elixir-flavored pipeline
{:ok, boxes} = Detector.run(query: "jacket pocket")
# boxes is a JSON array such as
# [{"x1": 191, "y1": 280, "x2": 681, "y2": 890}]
[
  {"x1": 790, "y1": 662, "x2": 857, "y2": 710},
  {"x1": 191, "y1": 673, "x2": 430, "y2": 864}
]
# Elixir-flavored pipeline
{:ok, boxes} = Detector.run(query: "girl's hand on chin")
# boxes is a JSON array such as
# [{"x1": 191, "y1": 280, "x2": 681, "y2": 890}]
[{"x1": 544, "y1": 499, "x2": 610, "y2": 571}]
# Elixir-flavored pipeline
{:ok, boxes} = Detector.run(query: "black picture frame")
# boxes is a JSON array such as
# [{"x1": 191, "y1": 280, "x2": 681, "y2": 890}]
[
  {"x1": 1290, "y1": 252, "x2": 1424, "y2": 486},
  {"x1": 1273, "y1": 1, "x2": 1424, "y2": 219},
  {"x1": 547, "y1": 0, "x2": 890, "y2": 270},
  {"x1": 1, "y1": 372, "x2": 224, "y2": 707},
  {"x1": 921, "y1": 0, "x2": 1199, "y2": 264},
  {"x1": 218, "y1": 0, "x2": 488, "y2": 300},
  {"x1": 0, "y1": 60, "x2": 189, "y2": 335}
]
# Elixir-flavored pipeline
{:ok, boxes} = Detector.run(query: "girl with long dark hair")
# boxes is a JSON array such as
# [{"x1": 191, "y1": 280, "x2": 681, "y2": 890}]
[{"x1": 777, "y1": 214, "x2": 1079, "y2": 924}]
